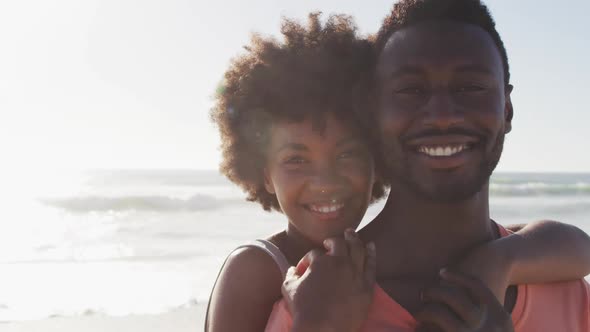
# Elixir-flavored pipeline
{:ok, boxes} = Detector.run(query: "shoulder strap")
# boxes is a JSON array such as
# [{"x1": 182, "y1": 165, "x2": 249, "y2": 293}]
[
  {"x1": 203, "y1": 240, "x2": 291, "y2": 331},
  {"x1": 242, "y1": 239, "x2": 291, "y2": 278}
]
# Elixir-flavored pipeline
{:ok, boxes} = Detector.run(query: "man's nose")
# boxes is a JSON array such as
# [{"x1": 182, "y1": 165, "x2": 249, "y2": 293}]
[{"x1": 422, "y1": 90, "x2": 464, "y2": 130}]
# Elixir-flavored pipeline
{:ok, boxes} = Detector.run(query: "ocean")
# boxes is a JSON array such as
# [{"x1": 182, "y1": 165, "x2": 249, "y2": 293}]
[{"x1": 1, "y1": 170, "x2": 589, "y2": 322}]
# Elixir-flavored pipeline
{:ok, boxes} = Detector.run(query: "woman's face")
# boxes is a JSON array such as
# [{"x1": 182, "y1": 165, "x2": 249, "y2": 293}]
[{"x1": 264, "y1": 113, "x2": 376, "y2": 245}]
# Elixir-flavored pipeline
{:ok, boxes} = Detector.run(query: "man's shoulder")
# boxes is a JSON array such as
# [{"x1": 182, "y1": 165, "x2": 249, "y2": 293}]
[
  {"x1": 512, "y1": 279, "x2": 589, "y2": 332},
  {"x1": 525, "y1": 278, "x2": 589, "y2": 302}
]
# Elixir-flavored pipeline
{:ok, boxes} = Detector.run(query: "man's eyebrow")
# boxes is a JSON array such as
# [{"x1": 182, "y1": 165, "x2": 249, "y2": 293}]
[
  {"x1": 455, "y1": 64, "x2": 494, "y2": 75},
  {"x1": 389, "y1": 66, "x2": 424, "y2": 80},
  {"x1": 275, "y1": 142, "x2": 308, "y2": 154}
]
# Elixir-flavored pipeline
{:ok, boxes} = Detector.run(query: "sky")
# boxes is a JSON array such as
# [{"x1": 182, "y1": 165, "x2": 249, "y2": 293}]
[{"x1": 1, "y1": 0, "x2": 588, "y2": 172}]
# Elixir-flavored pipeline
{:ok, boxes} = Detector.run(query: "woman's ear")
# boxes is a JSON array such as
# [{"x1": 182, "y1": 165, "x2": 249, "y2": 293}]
[
  {"x1": 263, "y1": 168, "x2": 275, "y2": 194},
  {"x1": 373, "y1": 173, "x2": 382, "y2": 187}
]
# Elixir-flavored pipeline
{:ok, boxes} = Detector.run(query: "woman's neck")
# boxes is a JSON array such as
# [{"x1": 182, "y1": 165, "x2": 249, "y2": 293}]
[{"x1": 273, "y1": 224, "x2": 324, "y2": 266}]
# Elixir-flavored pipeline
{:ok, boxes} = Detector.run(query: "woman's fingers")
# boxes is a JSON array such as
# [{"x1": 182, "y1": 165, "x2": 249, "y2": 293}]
[
  {"x1": 431, "y1": 269, "x2": 514, "y2": 331},
  {"x1": 364, "y1": 242, "x2": 377, "y2": 287},
  {"x1": 422, "y1": 284, "x2": 483, "y2": 328},
  {"x1": 344, "y1": 229, "x2": 366, "y2": 275},
  {"x1": 440, "y1": 269, "x2": 497, "y2": 305},
  {"x1": 295, "y1": 248, "x2": 325, "y2": 276},
  {"x1": 415, "y1": 302, "x2": 466, "y2": 332},
  {"x1": 323, "y1": 237, "x2": 349, "y2": 257}
]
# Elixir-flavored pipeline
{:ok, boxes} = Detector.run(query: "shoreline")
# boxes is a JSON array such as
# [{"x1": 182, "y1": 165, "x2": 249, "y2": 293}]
[{"x1": 1, "y1": 304, "x2": 206, "y2": 332}]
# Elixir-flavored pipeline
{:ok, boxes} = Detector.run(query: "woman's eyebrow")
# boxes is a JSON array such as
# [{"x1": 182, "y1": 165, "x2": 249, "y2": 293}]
[{"x1": 275, "y1": 142, "x2": 308, "y2": 154}]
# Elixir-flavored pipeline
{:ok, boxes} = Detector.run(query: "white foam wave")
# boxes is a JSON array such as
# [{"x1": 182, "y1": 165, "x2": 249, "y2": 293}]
[
  {"x1": 490, "y1": 182, "x2": 590, "y2": 196},
  {"x1": 39, "y1": 194, "x2": 241, "y2": 212}
]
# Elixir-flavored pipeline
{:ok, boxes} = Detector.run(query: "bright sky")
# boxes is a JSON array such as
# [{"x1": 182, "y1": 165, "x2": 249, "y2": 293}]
[{"x1": 1, "y1": 0, "x2": 588, "y2": 172}]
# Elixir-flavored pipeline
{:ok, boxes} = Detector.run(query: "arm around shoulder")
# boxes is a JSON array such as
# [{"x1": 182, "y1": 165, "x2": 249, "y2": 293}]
[
  {"x1": 453, "y1": 220, "x2": 590, "y2": 303},
  {"x1": 503, "y1": 220, "x2": 590, "y2": 284},
  {"x1": 206, "y1": 246, "x2": 284, "y2": 332}
]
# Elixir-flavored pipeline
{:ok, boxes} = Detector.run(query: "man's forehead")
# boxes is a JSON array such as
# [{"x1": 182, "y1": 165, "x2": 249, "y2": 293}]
[{"x1": 377, "y1": 20, "x2": 503, "y2": 76}]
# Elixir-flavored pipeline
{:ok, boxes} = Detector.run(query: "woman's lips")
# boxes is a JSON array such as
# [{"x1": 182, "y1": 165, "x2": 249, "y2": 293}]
[{"x1": 305, "y1": 201, "x2": 345, "y2": 220}]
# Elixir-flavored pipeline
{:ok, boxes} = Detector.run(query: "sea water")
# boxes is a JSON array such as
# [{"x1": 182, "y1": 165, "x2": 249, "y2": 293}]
[{"x1": 0, "y1": 170, "x2": 588, "y2": 321}]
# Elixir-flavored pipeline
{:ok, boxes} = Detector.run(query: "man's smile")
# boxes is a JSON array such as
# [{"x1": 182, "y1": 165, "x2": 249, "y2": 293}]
[
  {"x1": 417, "y1": 144, "x2": 469, "y2": 157},
  {"x1": 404, "y1": 134, "x2": 484, "y2": 170}
]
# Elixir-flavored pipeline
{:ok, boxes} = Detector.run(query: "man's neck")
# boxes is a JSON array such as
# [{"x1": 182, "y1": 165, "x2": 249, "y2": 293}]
[{"x1": 365, "y1": 182, "x2": 496, "y2": 279}]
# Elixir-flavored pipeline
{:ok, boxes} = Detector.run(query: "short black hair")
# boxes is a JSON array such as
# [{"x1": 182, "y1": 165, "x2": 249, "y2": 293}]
[
  {"x1": 211, "y1": 13, "x2": 386, "y2": 211},
  {"x1": 374, "y1": 0, "x2": 510, "y2": 86}
]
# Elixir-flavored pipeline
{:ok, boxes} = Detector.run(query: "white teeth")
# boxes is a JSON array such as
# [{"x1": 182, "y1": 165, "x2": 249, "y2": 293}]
[
  {"x1": 309, "y1": 203, "x2": 344, "y2": 214},
  {"x1": 418, "y1": 145, "x2": 468, "y2": 157}
]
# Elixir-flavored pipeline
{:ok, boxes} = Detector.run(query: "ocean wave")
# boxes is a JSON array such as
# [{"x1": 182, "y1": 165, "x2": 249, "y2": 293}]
[
  {"x1": 489, "y1": 182, "x2": 590, "y2": 196},
  {"x1": 39, "y1": 194, "x2": 237, "y2": 213},
  {"x1": 40, "y1": 182, "x2": 590, "y2": 214},
  {"x1": 82, "y1": 169, "x2": 229, "y2": 186}
]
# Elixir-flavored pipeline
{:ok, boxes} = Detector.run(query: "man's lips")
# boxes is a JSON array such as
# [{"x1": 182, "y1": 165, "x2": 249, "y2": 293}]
[
  {"x1": 417, "y1": 144, "x2": 470, "y2": 157},
  {"x1": 406, "y1": 134, "x2": 481, "y2": 147},
  {"x1": 405, "y1": 135, "x2": 483, "y2": 169}
]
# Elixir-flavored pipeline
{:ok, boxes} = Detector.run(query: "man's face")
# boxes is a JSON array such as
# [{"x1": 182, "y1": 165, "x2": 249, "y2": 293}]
[{"x1": 375, "y1": 21, "x2": 513, "y2": 202}]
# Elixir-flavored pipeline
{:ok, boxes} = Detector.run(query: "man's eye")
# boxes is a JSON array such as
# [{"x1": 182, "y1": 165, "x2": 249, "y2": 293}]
[
  {"x1": 455, "y1": 85, "x2": 486, "y2": 93},
  {"x1": 394, "y1": 87, "x2": 426, "y2": 95},
  {"x1": 339, "y1": 149, "x2": 364, "y2": 159},
  {"x1": 338, "y1": 151, "x2": 355, "y2": 159}
]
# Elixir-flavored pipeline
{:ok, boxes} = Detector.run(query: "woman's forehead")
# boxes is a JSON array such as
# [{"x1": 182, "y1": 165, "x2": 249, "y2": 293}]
[{"x1": 269, "y1": 113, "x2": 364, "y2": 143}]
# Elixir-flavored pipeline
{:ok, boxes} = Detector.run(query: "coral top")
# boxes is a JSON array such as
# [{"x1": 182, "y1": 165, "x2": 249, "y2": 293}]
[{"x1": 265, "y1": 225, "x2": 590, "y2": 331}]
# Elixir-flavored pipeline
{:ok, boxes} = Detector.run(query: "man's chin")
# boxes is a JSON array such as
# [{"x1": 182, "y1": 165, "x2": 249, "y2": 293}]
[
  {"x1": 404, "y1": 170, "x2": 491, "y2": 203},
  {"x1": 420, "y1": 183, "x2": 486, "y2": 203}
]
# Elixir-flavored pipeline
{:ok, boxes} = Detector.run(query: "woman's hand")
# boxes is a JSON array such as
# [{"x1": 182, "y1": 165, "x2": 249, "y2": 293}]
[
  {"x1": 415, "y1": 269, "x2": 514, "y2": 332},
  {"x1": 283, "y1": 230, "x2": 376, "y2": 332},
  {"x1": 451, "y1": 240, "x2": 513, "y2": 304}
]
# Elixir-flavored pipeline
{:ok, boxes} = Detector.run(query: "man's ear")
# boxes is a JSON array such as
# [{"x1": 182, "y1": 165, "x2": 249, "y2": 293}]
[
  {"x1": 504, "y1": 84, "x2": 514, "y2": 134},
  {"x1": 263, "y1": 168, "x2": 275, "y2": 194}
]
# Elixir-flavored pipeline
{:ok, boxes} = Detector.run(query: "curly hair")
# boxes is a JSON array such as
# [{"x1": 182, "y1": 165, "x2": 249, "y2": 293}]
[
  {"x1": 374, "y1": 0, "x2": 511, "y2": 87},
  {"x1": 211, "y1": 13, "x2": 386, "y2": 212}
]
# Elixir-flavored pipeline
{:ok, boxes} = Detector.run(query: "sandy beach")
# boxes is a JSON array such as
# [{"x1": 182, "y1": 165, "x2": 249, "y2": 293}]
[{"x1": 1, "y1": 304, "x2": 206, "y2": 332}]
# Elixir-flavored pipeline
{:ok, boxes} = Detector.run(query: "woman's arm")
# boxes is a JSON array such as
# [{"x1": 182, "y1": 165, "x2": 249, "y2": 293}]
[
  {"x1": 454, "y1": 220, "x2": 590, "y2": 303},
  {"x1": 206, "y1": 247, "x2": 283, "y2": 332},
  {"x1": 502, "y1": 220, "x2": 590, "y2": 284}
]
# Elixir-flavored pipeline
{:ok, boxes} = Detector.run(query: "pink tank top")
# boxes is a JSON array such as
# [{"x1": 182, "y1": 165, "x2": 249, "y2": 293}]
[{"x1": 264, "y1": 225, "x2": 590, "y2": 332}]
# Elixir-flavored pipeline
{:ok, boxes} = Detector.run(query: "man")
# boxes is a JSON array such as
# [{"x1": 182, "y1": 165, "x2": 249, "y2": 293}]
[{"x1": 281, "y1": 0, "x2": 590, "y2": 331}]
